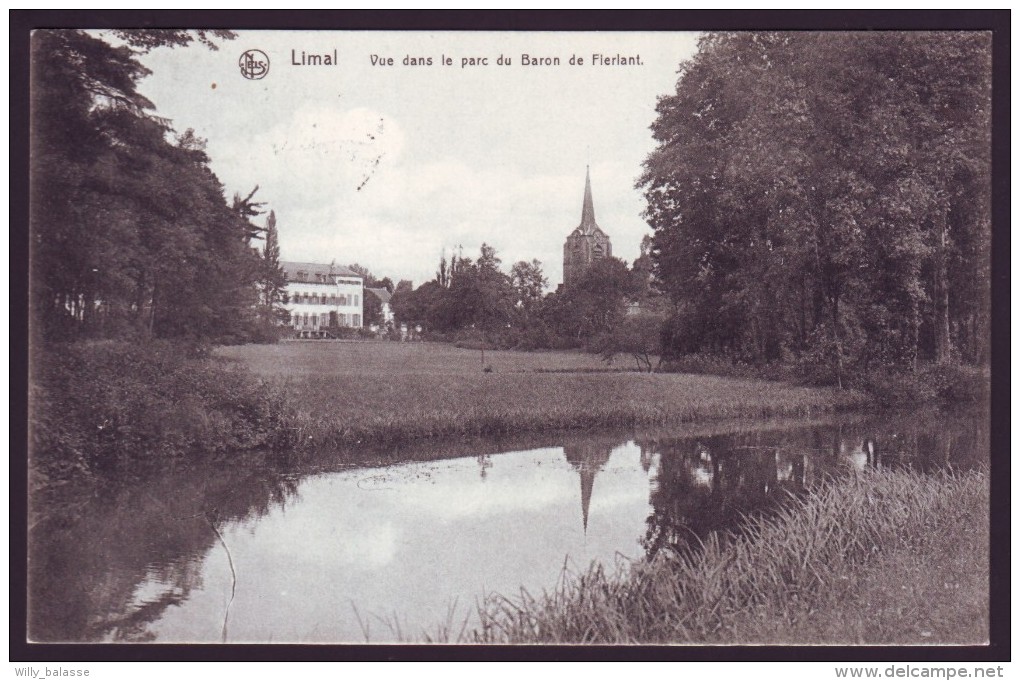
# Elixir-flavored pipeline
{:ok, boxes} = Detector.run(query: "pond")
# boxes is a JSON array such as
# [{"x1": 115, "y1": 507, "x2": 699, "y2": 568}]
[{"x1": 27, "y1": 409, "x2": 988, "y2": 643}]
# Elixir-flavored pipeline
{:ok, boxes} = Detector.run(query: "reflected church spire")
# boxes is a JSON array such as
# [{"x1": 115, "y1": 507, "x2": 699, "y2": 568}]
[{"x1": 563, "y1": 441, "x2": 613, "y2": 534}]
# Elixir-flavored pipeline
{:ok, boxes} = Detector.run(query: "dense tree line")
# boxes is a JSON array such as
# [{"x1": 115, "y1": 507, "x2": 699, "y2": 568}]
[
  {"x1": 389, "y1": 244, "x2": 656, "y2": 353},
  {"x1": 30, "y1": 29, "x2": 283, "y2": 344},
  {"x1": 639, "y1": 32, "x2": 991, "y2": 384}
]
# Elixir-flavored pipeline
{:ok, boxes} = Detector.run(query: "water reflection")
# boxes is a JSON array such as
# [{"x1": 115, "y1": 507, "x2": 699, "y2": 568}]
[
  {"x1": 28, "y1": 409, "x2": 987, "y2": 643},
  {"x1": 637, "y1": 411, "x2": 988, "y2": 556},
  {"x1": 563, "y1": 437, "x2": 616, "y2": 533},
  {"x1": 28, "y1": 465, "x2": 299, "y2": 642}
]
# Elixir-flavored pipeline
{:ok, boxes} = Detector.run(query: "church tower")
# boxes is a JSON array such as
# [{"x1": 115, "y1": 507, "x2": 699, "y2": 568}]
[{"x1": 563, "y1": 166, "x2": 612, "y2": 287}]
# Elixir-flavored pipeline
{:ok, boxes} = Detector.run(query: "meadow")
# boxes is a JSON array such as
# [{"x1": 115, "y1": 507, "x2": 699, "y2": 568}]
[{"x1": 217, "y1": 341, "x2": 871, "y2": 448}]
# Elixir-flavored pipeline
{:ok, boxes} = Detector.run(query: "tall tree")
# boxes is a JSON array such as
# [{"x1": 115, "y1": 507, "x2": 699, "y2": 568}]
[
  {"x1": 510, "y1": 259, "x2": 548, "y2": 310},
  {"x1": 29, "y1": 29, "x2": 266, "y2": 343},
  {"x1": 259, "y1": 211, "x2": 288, "y2": 324},
  {"x1": 640, "y1": 32, "x2": 991, "y2": 378},
  {"x1": 547, "y1": 257, "x2": 640, "y2": 344}
]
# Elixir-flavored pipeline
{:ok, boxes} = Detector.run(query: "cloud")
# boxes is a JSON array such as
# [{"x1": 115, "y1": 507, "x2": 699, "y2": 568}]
[
  {"x1": 134, "y1": 31, "x2": 700, "y2": 290},
  {"x1": 217, "y1": 104, "x2": 406, "y2": 211},
  {"x1": 271, "y1": 156, "x2": 649, "y2": 287},
  {"x1": 202, "y1": 104, "x2": 652, "y2": 288}
]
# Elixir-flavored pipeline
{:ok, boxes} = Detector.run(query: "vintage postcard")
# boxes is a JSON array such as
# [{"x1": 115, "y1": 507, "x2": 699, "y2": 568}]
[{"x1": 23, "y1": 22, "x2": 999, "y2": 652}]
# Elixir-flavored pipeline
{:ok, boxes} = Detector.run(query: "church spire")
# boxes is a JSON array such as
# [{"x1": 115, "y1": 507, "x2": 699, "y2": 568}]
[
  {"x1": 579, "y1": 466, "x2": 595, "y2": 534},
  {"x1": 578, "y1": 165, "x2": 599, "y2": 234}
]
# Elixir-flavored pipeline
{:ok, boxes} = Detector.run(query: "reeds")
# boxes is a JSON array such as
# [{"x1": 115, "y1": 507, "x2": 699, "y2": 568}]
[{"x1": 466, "y1": 469, "x2": 988, "y2": 645}]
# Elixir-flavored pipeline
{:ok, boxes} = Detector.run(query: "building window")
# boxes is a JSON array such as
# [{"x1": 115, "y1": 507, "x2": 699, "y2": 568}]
[
  {"x1": 302, "y1": 312, "x2": 309, "y2": 327},
  {"x1": 321, "y1": 313, "x2": 329, "y2": 327},
  {"x1": 353, "y1": 314, "x2": 361, "y2": 327},
  {"x1": 354, "y1": 294, "x2": 359, "y2": 306},
  {"x1": 296, "y1": 271, "x2": 306, "y2": 282}
]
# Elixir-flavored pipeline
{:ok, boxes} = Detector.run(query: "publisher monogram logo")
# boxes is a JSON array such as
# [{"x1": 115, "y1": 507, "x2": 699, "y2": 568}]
[{"x1": 239, "y1": 49, "x2": 270, "y2": 80}]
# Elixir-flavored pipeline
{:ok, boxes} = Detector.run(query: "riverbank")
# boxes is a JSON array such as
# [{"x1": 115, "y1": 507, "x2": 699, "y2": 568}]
[
  {"x1": 25, "y1": 340, "x2": 877, "y2": 479},
  {"x1": 466, "y1": 468, "x2": 988, "y2": 645},
  {"x1": 222, "y1": 341, "x2": 869, "y2": 449}
]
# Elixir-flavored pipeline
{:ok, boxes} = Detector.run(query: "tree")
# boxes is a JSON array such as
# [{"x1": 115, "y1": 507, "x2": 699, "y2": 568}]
[
  {"x1": 29, "y1": 29, "x2": 259, "y2": 344},
  {"x1": 232, "y1": 186, "x2": 267, "y2": 242},
  {"x1": 600, "y1": 312, "x2": 665, "y2": 372},
  {"x1": 362, "y1": 289, "x2": 384, "y2": 328},
  {"x1": 640, "y1": 32, "x2": 991, "y2": 380},
  {"x1": 466, "y1": 244, "x2": 515, "y2": 333},
  {"x1": 510, "y1": 259, "x2": 547, "y2": 311},
  {"x1": 557, "y1": 257, "x2": 640, "y2": 344},
  {"x1": 259, "y1": 211, "x2": 289, "y2": 325}
]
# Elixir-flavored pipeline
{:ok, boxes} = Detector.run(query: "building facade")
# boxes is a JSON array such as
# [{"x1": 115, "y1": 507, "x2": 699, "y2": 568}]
[
  {"x1": 563, "y1": 166, "x2": 612, "y2": 287},
  {"x1": 281, "y1": 261, "x2": 364, "y2": 338}
]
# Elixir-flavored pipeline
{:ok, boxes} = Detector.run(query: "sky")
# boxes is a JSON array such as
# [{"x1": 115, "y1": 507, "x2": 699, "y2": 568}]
[{"x1": 129, "y1": 31, "x2": 701, "y2": 288}]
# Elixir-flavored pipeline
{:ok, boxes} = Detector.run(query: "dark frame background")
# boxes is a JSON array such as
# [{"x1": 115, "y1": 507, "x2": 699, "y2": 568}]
[{"x1": 9, "y1": 9, "x2": 1010, "y2": 663}]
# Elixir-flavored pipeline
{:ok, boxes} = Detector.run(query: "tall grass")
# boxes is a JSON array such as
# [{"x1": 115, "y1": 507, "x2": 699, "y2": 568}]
[{"x1": 466, "y1": 469, "x2": 988, "y2": 645}]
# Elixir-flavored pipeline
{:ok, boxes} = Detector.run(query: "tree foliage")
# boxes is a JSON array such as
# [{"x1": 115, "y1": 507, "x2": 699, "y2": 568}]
[
  {"x1": 259, "y1": 211, "x2": 289, "y2": 326},
  {"x1": 640, "y1": 32, "x2": 991, "y2": 380},
  {"x1": 392, "y1": 244, "x2": 518, "y2": 336},
  {"x1": 389, "y1": 245, "x2": 648, "y2": 353},
  {"x1": 30, "y1": 29, "x2": 263, "y2": 343}
]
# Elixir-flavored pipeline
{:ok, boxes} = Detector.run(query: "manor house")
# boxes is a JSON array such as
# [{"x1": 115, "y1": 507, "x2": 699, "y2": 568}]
[
  {"x1": 563, "y1": 166, "x2": 612, "y2": 287},
  {"x1": 281, "y1": 261, "x2": 364, "y2": 338}
]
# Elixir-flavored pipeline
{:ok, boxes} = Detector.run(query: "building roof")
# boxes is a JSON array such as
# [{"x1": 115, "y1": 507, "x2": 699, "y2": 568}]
[
  {"x1": 280, "y1": 261, "x2": 362, "y2": 282},
  {"x1": 576, "y1": 165, "x2": 603, "y2": 236},
  {"x1": 365, "y1": 287, "x2": 392, "y2": 304}
]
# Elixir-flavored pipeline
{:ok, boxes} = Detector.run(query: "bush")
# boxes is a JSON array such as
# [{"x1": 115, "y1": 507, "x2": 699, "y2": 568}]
[
  {"x1": 247, "y1": 319, "x2": 285, "y2": 344},
  {"x1": 451, "y1": 328, "x2": 498, "y2": 351},
  {"x1": 30, "y1": 340, "x2": 294, "y2": 479},
  {"x1": 660, "y1": 350, "x2": 988, "y2": 408},
  {"x1": 851, "y1": 362, "x2": 990, "y2": 407}
]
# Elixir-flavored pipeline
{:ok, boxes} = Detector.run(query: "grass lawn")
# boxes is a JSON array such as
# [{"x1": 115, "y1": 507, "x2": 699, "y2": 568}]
[
  {"x1": 218, "y1": 340, "x2": 625, "y2": 376},
  {"x1": 217, "y1": 341, "x2": 870, "y2": 448}
]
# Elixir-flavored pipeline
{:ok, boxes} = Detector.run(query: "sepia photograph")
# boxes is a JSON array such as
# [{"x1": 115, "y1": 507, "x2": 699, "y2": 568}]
[{"x1": 17, "y1": 13, "x2": 1005, "y2": 656}]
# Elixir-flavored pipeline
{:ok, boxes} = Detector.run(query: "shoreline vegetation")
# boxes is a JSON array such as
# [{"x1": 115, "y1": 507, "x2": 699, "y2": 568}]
[
  {"x1": 29, "y1": 340, "x2": 989, "y2": 483},
  {"x1": 31, "y1": 340, "x2": 876, "y2": 481},
  {"x1": 28, "y1": 340, "x2": 990, "y2": 645},
  {"x1": 460, "y1": 468, "x2": 989, "y2": 645}
]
